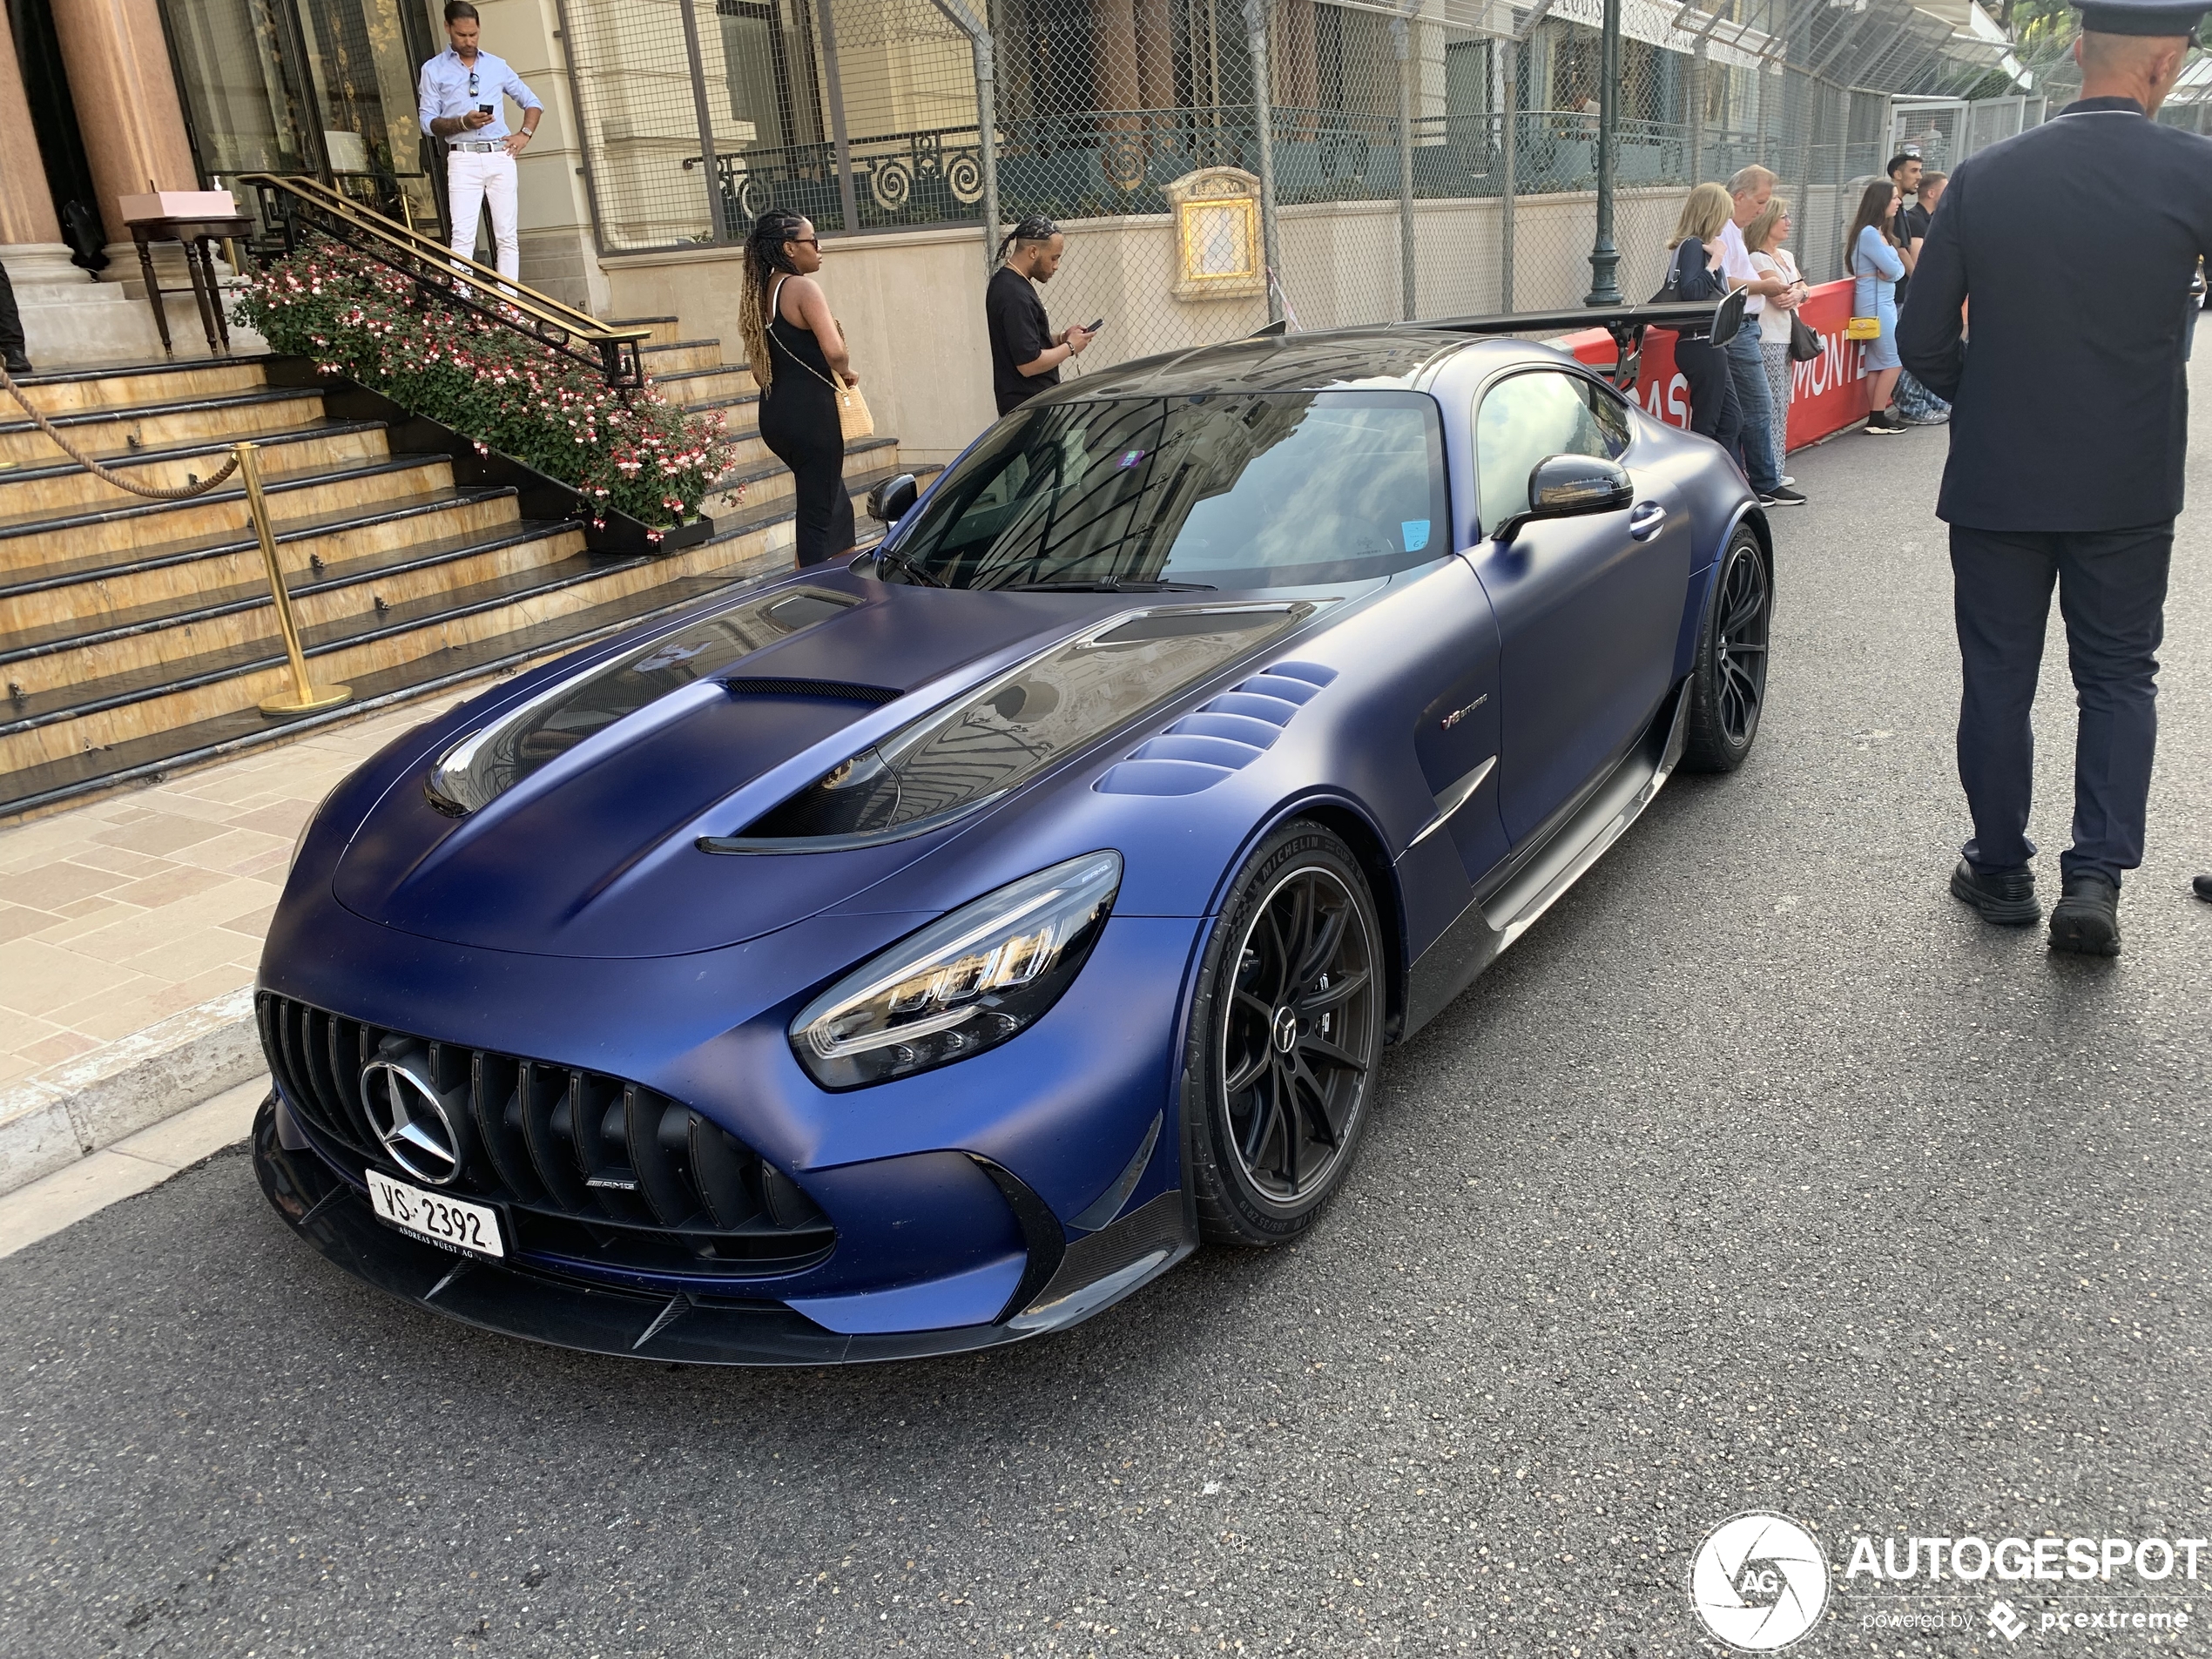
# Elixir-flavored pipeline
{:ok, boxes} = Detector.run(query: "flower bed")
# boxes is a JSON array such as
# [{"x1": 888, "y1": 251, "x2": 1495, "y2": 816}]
[{"x1": 234, "y1": 238, "x2": 735, "y2": 530}]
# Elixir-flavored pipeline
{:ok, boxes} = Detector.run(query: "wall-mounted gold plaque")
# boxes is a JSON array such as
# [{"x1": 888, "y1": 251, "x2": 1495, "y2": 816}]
[{"x1": 1165, "y1": 168, "x2": 1264, "y2": 300}]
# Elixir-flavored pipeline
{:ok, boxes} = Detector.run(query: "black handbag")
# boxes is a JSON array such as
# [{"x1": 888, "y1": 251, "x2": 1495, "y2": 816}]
[{"x1": 1787, "y1": 310, "x2": 1821, "y2": 363}]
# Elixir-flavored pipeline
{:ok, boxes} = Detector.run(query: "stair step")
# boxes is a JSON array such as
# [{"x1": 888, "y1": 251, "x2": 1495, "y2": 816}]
[
  {"x1": 710, "y1": 435, "x2": 899, "y2": 507},
  {"x1": 702, "y1": 460, "x2": 941, "y2": 551},
  {"x1": 640, "y1": 340, "x2": 726, "y2": 376},
  {"x1": 0, "y1": 567, "x2": 774, "y2": 820},
  {"x1": 0, "y1": 456, "x2": 938, "y2": 816},
  {"x1": 0, "y1": 487, "x2": 525, "y2": 625},
  {"x1": 654, "y1": 363, "x2": 759, "y2": 407},
  {"x1": 0, "y1": 419, "x2": 391, "y2": 517},
  {"x1": 610, "y1": 315, "x2": 683, "y2": 349},
  {"x1": 0, "y1": 387, "x2": 329, "y2": 467},
  {"x1": 0, "y1": 526, "x2": 783, "y2": 774},
  {"x1": 0, "y1": 453, "x2": 459, "y2": 568},
  {"x1": 0, "y1": 519, "x2": 588, "y2": 693},
  {"x1": 0, "y1": 359, "x2": 270, "y2": 417}
]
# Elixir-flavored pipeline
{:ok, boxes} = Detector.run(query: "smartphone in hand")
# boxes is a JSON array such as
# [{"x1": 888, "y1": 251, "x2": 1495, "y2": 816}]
[
  {"x1": 478, "y1": 103, "x2": 496, "y2": 114},
  {"x1": 1082, "y1": 318, "x2": 1105, "y2": 334}
]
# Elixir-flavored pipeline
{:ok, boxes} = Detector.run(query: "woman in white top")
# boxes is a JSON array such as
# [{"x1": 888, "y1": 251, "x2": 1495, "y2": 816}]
[{"x1": 1743, "y1": 198, "x2": 1807, "y2": 484}]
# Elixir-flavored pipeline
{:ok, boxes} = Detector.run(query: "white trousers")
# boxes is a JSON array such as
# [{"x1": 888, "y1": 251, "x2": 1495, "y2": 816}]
[{"x1": 446, "y1": 149, "x2": 519, "y2": 285}]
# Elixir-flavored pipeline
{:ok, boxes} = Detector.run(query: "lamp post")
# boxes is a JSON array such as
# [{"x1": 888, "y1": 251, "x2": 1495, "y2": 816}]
[{"x1": 1582, "y1": 0, "x2": 1622, "y2": 306}]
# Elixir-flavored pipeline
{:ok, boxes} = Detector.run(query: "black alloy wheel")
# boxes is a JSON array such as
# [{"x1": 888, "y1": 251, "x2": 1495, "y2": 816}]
[
  {"x1": 1682, "y1": 525, "x2": 1771, "y2": 772},
  {"x1": 1184, "y1": 822, "x2": 1383, "y2": 1245}
]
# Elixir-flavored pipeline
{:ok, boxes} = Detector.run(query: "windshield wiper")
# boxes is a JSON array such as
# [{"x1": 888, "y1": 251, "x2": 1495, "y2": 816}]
[
  {"x1": 873, "y1": 546, "x2": 946, "y2": 588},
  {"x1": 1007, "y1": 578, "x2": 1217, "y2": 593}
]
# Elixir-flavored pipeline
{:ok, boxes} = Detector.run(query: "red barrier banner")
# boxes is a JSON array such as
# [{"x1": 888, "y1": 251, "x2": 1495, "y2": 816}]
[{"x1": 1557, "y1": 278, "x2": 1871, "y2": 454}]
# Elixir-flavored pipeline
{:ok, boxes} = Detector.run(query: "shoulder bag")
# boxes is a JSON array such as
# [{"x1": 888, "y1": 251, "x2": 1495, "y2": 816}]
[{"x1": 1843, "y1": 238, "x2": 1885, "y2": 341}]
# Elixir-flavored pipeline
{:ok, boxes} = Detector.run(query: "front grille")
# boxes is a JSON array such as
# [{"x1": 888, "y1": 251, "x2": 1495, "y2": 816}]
[{"x1": 257, "y1": 993, "x2": 834, "y2": 1278}]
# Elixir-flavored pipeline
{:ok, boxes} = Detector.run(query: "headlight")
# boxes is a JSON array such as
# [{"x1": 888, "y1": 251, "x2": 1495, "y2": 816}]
[{"x1": 789, "y1": 851, "x2": 1122, "y2": 1089}]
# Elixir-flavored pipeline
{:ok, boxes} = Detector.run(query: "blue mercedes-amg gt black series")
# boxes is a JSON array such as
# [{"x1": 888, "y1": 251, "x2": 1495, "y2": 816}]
[{"x1": 253, "y1": 310, "x2": 1772, "y2": 1364}]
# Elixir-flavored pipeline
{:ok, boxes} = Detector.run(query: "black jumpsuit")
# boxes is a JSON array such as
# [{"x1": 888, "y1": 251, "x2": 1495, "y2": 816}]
[{"x1": 758, "y1": 278, "x2": 856, "y2": 568}]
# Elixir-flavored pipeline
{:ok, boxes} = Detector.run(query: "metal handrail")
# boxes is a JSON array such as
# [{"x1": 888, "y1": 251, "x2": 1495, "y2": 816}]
[{"x1": 238, "y1": 172, "x2": 651, "y2": 387}]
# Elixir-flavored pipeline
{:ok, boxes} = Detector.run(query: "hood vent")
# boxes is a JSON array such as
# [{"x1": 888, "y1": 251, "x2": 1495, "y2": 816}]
[
  {"x1": 428, "y1": 587, "x2": 861, "y2": 814},
  {"x1": 704, "y1": 604, "x2": 1315, "y2": 854},
  {"x1": 722, "y1": 678, "x2": 900, "y2": 705}
]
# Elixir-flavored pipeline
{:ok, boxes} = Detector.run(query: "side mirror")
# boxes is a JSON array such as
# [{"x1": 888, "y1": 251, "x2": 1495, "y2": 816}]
[
  {"x1": 1494, "y1": 455, "x2": 1633, "y2": 543},
  {"x1": 867, "y1": 472, "x2": 919, "y2": 525}
]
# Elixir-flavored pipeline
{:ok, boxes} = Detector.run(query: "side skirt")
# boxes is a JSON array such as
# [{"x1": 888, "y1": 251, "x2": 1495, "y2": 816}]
[{"x1": 1399, "y1": 678, "x2": 1690, "y2": 1037}]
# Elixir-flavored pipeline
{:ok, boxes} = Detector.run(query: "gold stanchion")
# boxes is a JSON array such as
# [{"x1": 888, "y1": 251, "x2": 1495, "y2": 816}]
[{"x1": 237, "y1": 441, "x2": 352, "y2": 716}]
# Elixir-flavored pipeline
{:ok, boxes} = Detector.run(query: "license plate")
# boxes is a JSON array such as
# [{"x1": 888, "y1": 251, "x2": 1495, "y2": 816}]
[{"x1": 366, "y1": 1169, "x2": 504, "y2": 1259}]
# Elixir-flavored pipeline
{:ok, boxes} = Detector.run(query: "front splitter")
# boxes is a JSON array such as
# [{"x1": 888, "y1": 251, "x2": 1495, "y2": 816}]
[{"x1": 251, "y1": 1096, "x2": 1191, "y2": 1366}]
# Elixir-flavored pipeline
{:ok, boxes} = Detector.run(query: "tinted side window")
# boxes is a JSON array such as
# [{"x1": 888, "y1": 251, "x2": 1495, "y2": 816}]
[{"x1": 1475, "y1": 371, "x2": 1630, "y2": 532}]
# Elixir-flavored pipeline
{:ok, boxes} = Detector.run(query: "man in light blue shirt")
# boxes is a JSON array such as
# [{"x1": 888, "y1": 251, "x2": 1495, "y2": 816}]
[{"x1": 418, "y1": 0, "x2": 542, "y2": 286}]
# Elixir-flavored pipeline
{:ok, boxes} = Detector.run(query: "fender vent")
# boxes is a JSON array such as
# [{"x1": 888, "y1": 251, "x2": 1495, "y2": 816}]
[{"x1": 1094, "y1": 659, "x2": 1339, "y2": 797}]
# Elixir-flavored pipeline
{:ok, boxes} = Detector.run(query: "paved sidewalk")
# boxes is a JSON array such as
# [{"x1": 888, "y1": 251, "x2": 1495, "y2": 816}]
[{"x1": 0, "y1": 691, "x2": 467, "y2": 1184}]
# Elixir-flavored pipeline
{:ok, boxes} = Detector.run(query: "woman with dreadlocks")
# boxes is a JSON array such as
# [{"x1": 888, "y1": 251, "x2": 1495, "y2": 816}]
[
  {"x1": 986, "y1": 216, "x2": 1091, "y2": 417},
  {"x1": 739, "y1": 211, "x2": 857, "y2": 566}
]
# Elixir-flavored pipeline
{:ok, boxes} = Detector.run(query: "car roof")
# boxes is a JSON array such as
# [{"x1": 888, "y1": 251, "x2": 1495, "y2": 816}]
[{"x1": 1037, "y1": 328, "x2": 1564, "y2": 402}]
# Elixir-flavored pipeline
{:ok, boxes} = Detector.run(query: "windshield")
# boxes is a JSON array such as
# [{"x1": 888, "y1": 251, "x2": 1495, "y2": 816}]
[{"x1": 880, "y1": 391, "x2": 1449, "y2": 591}]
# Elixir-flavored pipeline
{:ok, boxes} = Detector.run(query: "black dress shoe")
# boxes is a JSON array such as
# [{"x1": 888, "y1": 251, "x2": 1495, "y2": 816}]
[
  {"x1": 1, "y1": 352, "x2": 30, "y2": 377},
  {"x1": 1950, "y1": 859, "x2": 2040, "y2": 925},
  {"x1": 2049, "y1": 873, "x2": 2121, "y2": 956},
  {"x1": 2194, "y1": 873, "x2": 2212, "y2": 903}
]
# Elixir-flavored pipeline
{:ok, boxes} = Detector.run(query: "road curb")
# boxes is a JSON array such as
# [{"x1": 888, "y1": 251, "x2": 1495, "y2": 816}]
[{"x1": 0, "y1": 988, "x2": 261, "y2": 1198}]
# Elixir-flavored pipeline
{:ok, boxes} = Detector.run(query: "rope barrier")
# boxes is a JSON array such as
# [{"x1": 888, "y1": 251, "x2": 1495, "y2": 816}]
[{"x1": 0, "y1": 362, "x2": 241, "y2": 500}]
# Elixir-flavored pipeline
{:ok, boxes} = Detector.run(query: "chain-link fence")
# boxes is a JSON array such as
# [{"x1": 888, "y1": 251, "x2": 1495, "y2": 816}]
[{"x1": 555, "y1": 0, "x2": 2045, "y2": 366}]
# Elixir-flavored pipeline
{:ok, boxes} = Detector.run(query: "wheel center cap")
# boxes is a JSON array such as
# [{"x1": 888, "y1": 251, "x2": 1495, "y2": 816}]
[{"x1": 1271, "y1": 1006, "x2": 1298, "y2": 1054}]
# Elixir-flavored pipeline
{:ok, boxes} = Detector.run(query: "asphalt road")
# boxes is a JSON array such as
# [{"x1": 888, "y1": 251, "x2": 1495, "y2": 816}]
[{"x1": 7, "y1": 372, "x2": 2212, "y2": 1659}]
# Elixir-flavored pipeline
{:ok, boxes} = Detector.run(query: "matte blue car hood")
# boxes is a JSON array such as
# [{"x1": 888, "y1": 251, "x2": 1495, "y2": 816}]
[{"x1": 329, "y1": 570, "x2": 1303, "y2": 959}]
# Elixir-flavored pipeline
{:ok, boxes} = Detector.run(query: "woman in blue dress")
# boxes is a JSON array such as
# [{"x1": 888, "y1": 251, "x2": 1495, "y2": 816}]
[{"x1": 1845, "y1": 178, "x2": 1912, "y2": 435}]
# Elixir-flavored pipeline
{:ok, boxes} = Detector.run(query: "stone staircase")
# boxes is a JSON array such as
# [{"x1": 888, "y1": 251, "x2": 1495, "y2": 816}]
[{"x1": 0, "y1": 317, "x2": 935, "y2": 821}]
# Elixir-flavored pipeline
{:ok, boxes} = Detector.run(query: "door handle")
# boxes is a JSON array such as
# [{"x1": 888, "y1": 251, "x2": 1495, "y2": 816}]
[{"x1": 1628, "y1": 501, "x2": 1668, "y2": 541}]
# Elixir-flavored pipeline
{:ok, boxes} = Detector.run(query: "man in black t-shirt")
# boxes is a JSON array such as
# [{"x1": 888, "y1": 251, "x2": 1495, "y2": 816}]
[
  {"x1": 1886, "y1": 152, "x2": 1924, "y2": 307},
  {"x1": 986, "y1": 217, "x2": 1093, "y2": 417}
]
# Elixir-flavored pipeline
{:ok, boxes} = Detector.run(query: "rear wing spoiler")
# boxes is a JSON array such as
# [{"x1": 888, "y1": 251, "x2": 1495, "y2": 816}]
[{"x1": 1424, "y1": 293, "x2": 1748, "y2": 388}]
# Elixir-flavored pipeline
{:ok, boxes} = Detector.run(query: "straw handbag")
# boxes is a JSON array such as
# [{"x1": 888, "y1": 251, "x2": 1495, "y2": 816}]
[
  {"x1": 832, "y1": 375, "x2": 874, "y2": 442},
  {"x1": 789, "y1": 354, "x2": 873, "y2": 441}
]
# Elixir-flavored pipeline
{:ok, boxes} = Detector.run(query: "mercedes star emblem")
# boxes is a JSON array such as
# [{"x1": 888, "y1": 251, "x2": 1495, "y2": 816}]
[{"x1": 361, "y1": 1056, "x2": 468, "y2": 1186}]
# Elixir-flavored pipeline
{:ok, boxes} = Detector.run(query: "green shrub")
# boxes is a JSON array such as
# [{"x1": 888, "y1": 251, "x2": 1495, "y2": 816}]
[{"x1": 235, "y1": 238, "x2": 736, "y2": 532}]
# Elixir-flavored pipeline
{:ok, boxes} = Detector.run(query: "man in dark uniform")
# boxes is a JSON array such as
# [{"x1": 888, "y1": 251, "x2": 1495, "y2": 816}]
[{"x1": 1898, "y1": 0, "x2": 2212, "y2": 956}]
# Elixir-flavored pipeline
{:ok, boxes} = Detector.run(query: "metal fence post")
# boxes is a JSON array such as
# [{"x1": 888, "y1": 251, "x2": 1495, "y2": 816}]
[
  {"x1": 817, "y1": 0, "x2": 861, "y2": 235},
  {"x1": 929, "y1": 0, "x2": 1001, "y2": 278},
  {"x1": 676, "y1": 0, "x2": 727, "y2": 241},
  {"x1": 1583, "y1": 0, "x2": 1622, "y2": 305},
  {"x1": 1500, "y1": 37, "x2": 1515, "y2": 313},
  {"x1": 672, "y1": 0, "x2": 725, "y2": 239},
  {"x1": 1689, "y1": 40, "x2": 1705, "y2": 181},
  {"x1": 1245, "y1": 0, "x2": 1283, "y2": 324},
  {"x1": 1393, "y1": 7, "x2": 1416, "y2": 321},
  {"x1": 974, "y1": 30, "x2": 1001, "y2": 279}
]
